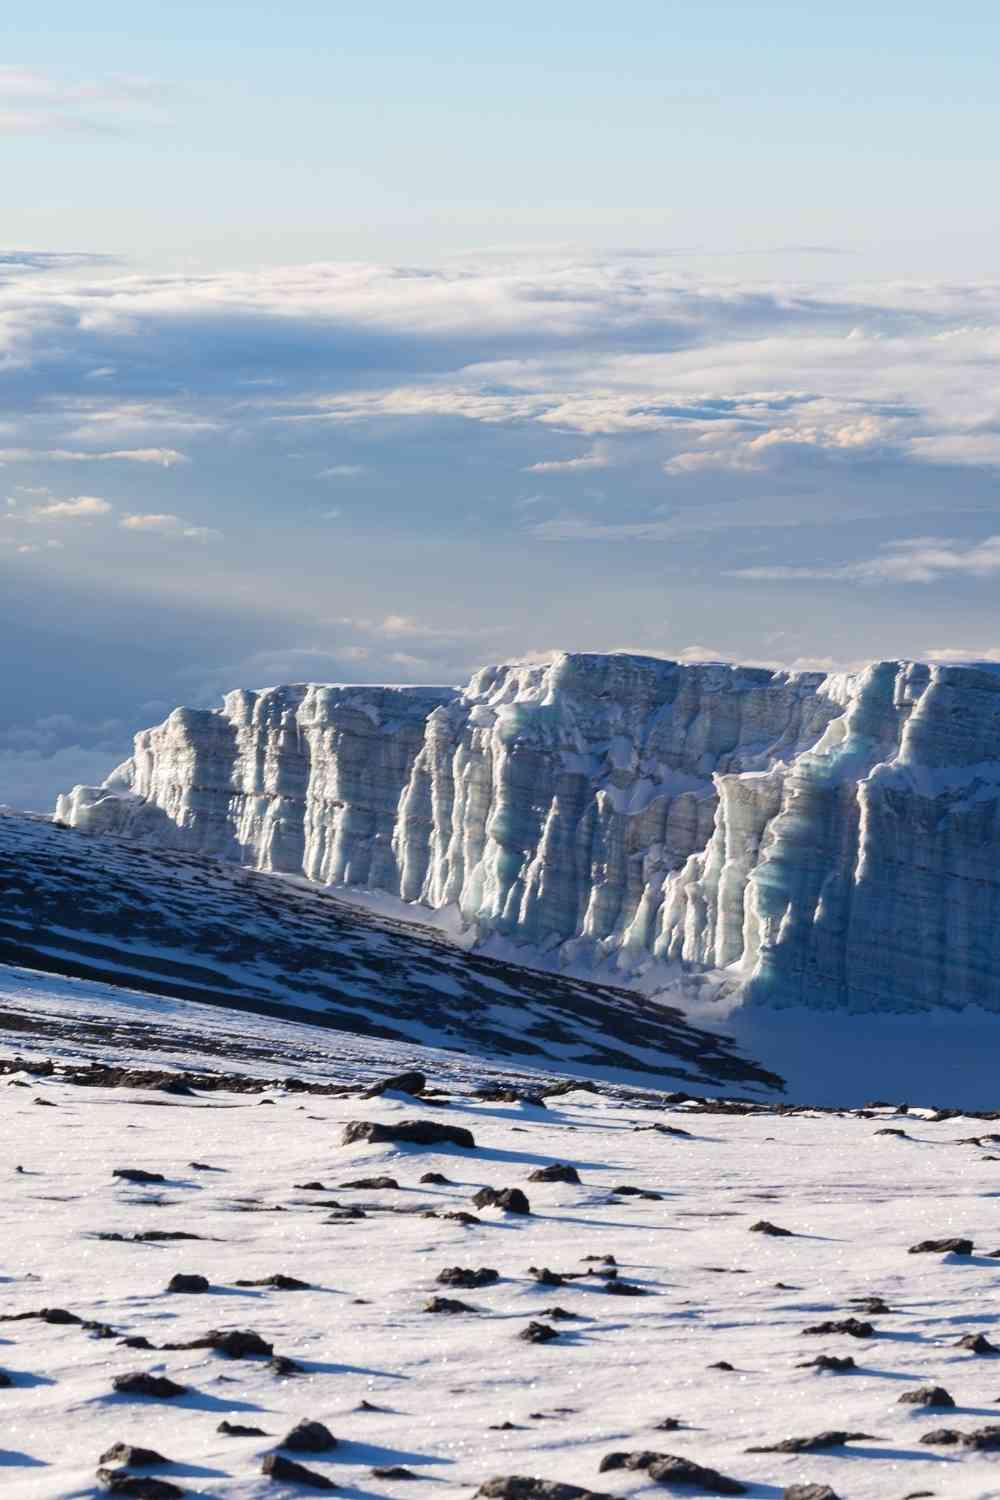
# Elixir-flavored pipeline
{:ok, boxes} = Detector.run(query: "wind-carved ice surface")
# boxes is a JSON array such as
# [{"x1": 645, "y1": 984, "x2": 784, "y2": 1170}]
[{"x1": 56, "y1": 653, "x2": 1000, "y2": 1015}]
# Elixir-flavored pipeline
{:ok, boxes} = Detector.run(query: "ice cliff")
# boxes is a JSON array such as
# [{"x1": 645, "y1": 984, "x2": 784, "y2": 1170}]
[{"x1": 55, "y1": 654, "x2": 1000, "y2": 1014}]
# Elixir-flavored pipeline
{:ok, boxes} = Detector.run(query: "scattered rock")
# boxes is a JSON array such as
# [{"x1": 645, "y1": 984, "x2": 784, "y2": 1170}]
[
  {"x1": 165, "y1": 1274, "x2": 209, "y2": 1295},
  {"x1": 749, "y1": 1220, "x2": 793, "y2": 1236},
  {"x1": 919, "y1": 1428, "x2": 964, "y2": 1445},
  {"x1": 539, "y1": 1307, "x2": 579, "y2": 1320},
  {"x1": 341, "y1": 1119, "x2": 475, "y2": 1149},
  {"x1": 420, "y1": 1171, "x2": 452, "y2": 1185},
  {"x1": 528, "y1": 1165, "x2": 580, "y2": 1184},
  {"x1": 119, "y1": 1336, "x2": 156, "y2": 1351},
  {"x1": 473, "y1": 1187, "x2": 530, "y2": 1214},
  {"x1": 801, "y1": 1318, "x2": 874, "y2": 1338},
  {"x1": 600, "y1": 1451, "x2": 745, "y2": 1495},
  {"x1": 528, "y1": 1267, "x2": 564, "y2": 1286},
  {"x1": 899, "y1": 1386, "x2": 955, "y2": 1408},
  {"x1": 98, "y1": 1444, "x2": 170, "y2": 1467},
  {"x1": 270, "y1": 1355, "x2": 305, "y2": 1376},
  {"x1": 437, "y1": 1266, "x2": 500, "y2": 1289},
  {"x1": 262, "y1": 1453, "x2": 336, "y2": 1489},
  {"x1": 476, "y1": 1478, "x2": 607, "y2": 1500},
  {"x1": 748, "y1": 1431, "x2": 876, "y2": 1453},
  {"x1": 874, "y1": 1128, "x2": 908, "y2": 1137},
  {"x1": 955, "y1": 1332, "x2": 998, "y2": 1353},
  {"x1": 603, "y1": 1280, "x2": 650, "y2": 1296},
  {"x1": 96, "y1": 1472, "x2": 183, "y2": 1498},
  {"x1": 339, "y1": 1176, "x2": 400, "y2": 1190},
  {"x1": 909, "y1": 1237, "x2": 973, "y2": 1256},
  {"x1": 425, "y1": 1296, "x2": 476, "y2": 1314},
  {"x1": 112, "y1": 1169, "x2": 166, "y2": 1185},
  {"x1": 112, "y1": 1372, "x2": 187, "y2": 1399},
  {"x1": 797, "y1": 1355, "x2": 856, "y2": 1372},
  {"x1": 708, "y1": 1361, "x2": 735, "y2": 1370},
  {"x1": 364, "y1": 1070, "x2": 426, "y2": 1097},
  {"x1": 372, "y1": 1467, "x2": 418, "y2": 1479},
  {"x1": 783, "y1": 1487, "x2": 841, "y2": 1500},
  {"x1": 519, "y1": 1321, "x2": 559, "y2": 1343},
  {"x1": 281, "y1": 1420, "x2": 337, "y2": 1453},
  {"x1": 218, "y1": 1421, "x2": 270, "y2": 1436},
  {"x1": 540, "y1": 1080, "x2": 600, "y2": 1098},
  {"x1": 234, "y1": 1274, "x2": 310, "y2": 1290}
]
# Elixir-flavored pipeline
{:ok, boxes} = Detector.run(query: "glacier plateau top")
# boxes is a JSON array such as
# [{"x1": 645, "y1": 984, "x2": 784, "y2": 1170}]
[{"x1": 55, "y1": 652, "x2": 1000, "y2": 1016}]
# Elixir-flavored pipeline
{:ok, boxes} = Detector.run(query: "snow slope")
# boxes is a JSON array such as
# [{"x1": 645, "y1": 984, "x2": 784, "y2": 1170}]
[
  {"x1": 5, "y1": 981, "x2": 1000, "y2": 1500},
  {"x1": 55, "y1": 653, "x2": 1000, "y2": 1016},
  {"x1": 0, "y1": 811, "x2": 778, "y2": 1095}
]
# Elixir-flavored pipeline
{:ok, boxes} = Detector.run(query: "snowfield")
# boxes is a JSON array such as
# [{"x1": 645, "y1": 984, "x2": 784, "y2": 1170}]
[{"x1": 5, "y1": 969, "x2": 1000, "y2": 1499}]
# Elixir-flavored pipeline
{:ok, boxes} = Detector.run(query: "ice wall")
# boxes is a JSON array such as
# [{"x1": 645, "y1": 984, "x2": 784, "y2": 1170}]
[{"x1": 55, "y1": 654, "x2": 1000, "y2": 1014}]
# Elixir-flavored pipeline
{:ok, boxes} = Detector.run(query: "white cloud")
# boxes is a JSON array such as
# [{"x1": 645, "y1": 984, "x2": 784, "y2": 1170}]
[
  {"x1": 0, "y1": 66, "x2": 169, "y2": 137},
  {"x1": 525, "y1": 444, "x2": 613, "y2": 474},
  {"x1": 318, "y1": 464, "x2": 366, "y2": 478},
  {"x1": 728, "y1": 535, "x2": 1000, "y2": 585},
  {"x1": 120, "y1": 512, "x2": 221, "y2": 540},
  {"x1": 5, "y1": 494, "x2": 112, "y2": 522}
]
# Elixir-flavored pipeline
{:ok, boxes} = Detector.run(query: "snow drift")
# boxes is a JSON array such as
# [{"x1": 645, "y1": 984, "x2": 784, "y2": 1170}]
[{"x1": 55, "y1": 653, "x2": 1000, "y2": 1015}]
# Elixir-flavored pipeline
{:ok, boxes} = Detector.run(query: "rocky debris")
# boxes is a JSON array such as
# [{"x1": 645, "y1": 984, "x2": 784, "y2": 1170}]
[
  {"x1": 539, "y1": 1307, "x2": 579, "y2": 1321},
  {"x1": 783, "y1": 1487, "x2": 841, "y2": 1500},
  {"x1": 603, "y1": 1280, "x2": 650, "y2": 1296},
  {"x1": 443, "y1": 1211, "x2": 480, "y2": 1224},
  {"x1": 527, "y1": 1164, "x2": 580, "y2": 1184},
  {"x1": 955, "y1": 1332, "x2": 998, "y2": 1353},
  {"x1": 425, "y1": 1295, "x2": 477, "y2": 1314},
  {"x1": 99, "y1": 1444, "x2": 171, "y2": 1467},
  {"x1": 797, "y1": 1355, "x2": 856, "y2": 1372},
  {"x1": 294, "y1": 1182, "x2": 330, "y2": 1191},
  {"x1": 364, "y1": 1070, "x2": 426, "y2": 1097},
  {"x1": 874, "y1": 1128, "x2": 908, "y2": 1137},
  {"x1": 165, "y1": 1274, "x2": 209, "y2": 1295},
  {"x1": 898, "y1": 1386, "x2": 955, "y2": 1407},
  {"x1": 323, "y1": 1207, "x2": 367, "y2": 1221},
  {"x1": 848, "y1": 1296, "x2": 890, "y2": 1314},
  {"x1": 528, "y1": 1267, "x2": 564, "y2": 1286},
  {"x1": 748, "y1": 1431, "x2": 876, "y2": 1453},
  {"x1": 0, "y1": 1307, "x2": 83, "y2": 1324},
  {"x1": 909, "y1": 1237, "x2": 973, "y2": 1255},
  {"x1": 134, "y1": 1231, "x2": 204, "y2": 1243},
  {"x1": 96, "y1": 1472, "x2": 183, "y2": 1498},
  {"x1": 801, "y1": 1318, "x2": 874, "y2": 1338},
  {"x1": 437, "y1": 1267, "x2": 499, "y2": 1289},
  {"x1": 372, "y1": 1466, "x2": 418, "y2": 1479},
  {"x1": 960, "y1": 1425, "x2": 1000, "y2": 1450},
  {"x1": 339, "y1": 1176, "x2": 400, "y2": 1190},
  {"x1": 581, "y1": 1254, "x2": 617, "y2": 1265},
  {"x1": 600, "y1": 1451, "x2": 746, "y2": 1494},
  {"x1": 262, "y1": 1453, "x2": 337, "y2": 1489},
  {"x1": 653, "y1": 1419, "x2": 683, "y2": 1432},
  {"x1": 167, "y1": 1328, "x2": 273, "y2": 1358},
  {"x1": 611, "y1": 1184, "x2": 661, "y2": 1200},
  {"x1": 218, "y1": 1421, "x2": 270, "y2": 1436},
  {"x1": 420, "y1": 1171, "x2": 452, "y2": 1185},
  {"x1": 112, "y1": 1372, "x2": 187, "y2": 1399},
  {"x1": 749, "y1": 1220, "x2": 793, "y2": 1236},
  {"x1": 120, "y1": 1337, "x2": 156, "y2": 1351},
  {"x1": 708, "y1": 1361, "x2": 735, "y2": 1371},
  {"x1": 474, "y1": 1086, "x2": 547, "y2": 1107},
  {"x1": 234, "y1": 1273, "x2": 310, "y2": 1290},
  {"x1": 518, "y1": 1321, "x2": 559, "y2": 1343},
  {"x1": 270, "y1": 1355, "x2": 305, "y2": 1376},
  {"x1": 918, "y1": 1428, "x2": 964, "y2": 1445},
  {"x1": 473, "y1": 1187, "x2": 530, "y2": 1214},
  {"x1": 341, "y1": 1119, "x2": 475, "y2": 1149},
  {"x1": 475, "y1": 1478, "x2": 608, "y2": 1500},
  {"x1": 281, "y1": 1420, "x2": 337, "y2": 1453},
  {"x1": 540, "y1": 1080, "x2": 600, "y2": 1098},
  {"x1": 113, "y1": 1169, "x2": 167, "y2": 1185}
]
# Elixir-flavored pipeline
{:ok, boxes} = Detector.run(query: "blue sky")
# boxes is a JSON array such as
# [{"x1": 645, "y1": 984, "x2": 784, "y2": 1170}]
[{"x1": 2, "y1": 3, "x2": 1000, "y2": 807}]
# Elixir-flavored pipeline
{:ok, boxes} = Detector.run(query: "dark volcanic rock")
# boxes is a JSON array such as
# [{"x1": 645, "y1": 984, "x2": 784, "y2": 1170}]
[
  {"x1": 96, "y1": 1472, "x2": 183, "y2": 1498},
  {"x1": 540, "y1": 1080, "x2": 600, "y2": 1098},
  {"x1": 372, "y1": 1466, "x2": 418, "y2": 1480},
  {"x1": 112, "y1": 1372, "x2": 187, "y2": 1399},
  {"x1": 603, "y1": 1280, "x2": 650, "y2": 1296},
  {"x1": 339, "y1": 1176, "x2": 400, "y2": 1190},
  {"x1": 749, "y1": 1220, "x2": 793, "y2": 1236},
  {"x1": 518, "y1": 1321, "x2": 559, "y2": 1343},
  {"x1": 0, "y1": 1307, "x2": 83, "y2": 1325},
  {"x1": 113, "y1": 1169, "x2": 167, "y2": 1185},
  {"x1": 783, "y1": 1487, "x2": 841, "y2": 1500},
  {"x1": 848, "y1": 1296, "x2": 890, "y2": 1314},
  {"x1": 476, "y1": 1478, "x2": 608, "y2": 1500},
  {"x1": 528, "y1": 1266, "x2": 564, "y2": 1286},
  {"x1": 600, "y1": 1451, "x2": 745, "y2": 1494},
  {"x1": 919, "y1": 1428, "x2": 964, "y2": 1445},
  {"x1": 281, "y1": 1420, "x2": 337, "y2": 1453},
  {"x1": 218, "y1": 1421, "x2": 270, "y2": 1436},
  {"x1": 425, "y1": 1296, "x2": 476, "y2": 1314},
  {"x1": 528, "y1": 1164, "x2": 580, "y2": 1184},
  {"x1": 748, "y1": 1431, "x2": 876, "y2": 1453},
  {"x1": 234, "y1": 1274, "x2": 310, "y2": 1290},
  {"x1": 270, "y1": 1355, "x2": 305, "y2": 1376},
  {"x1": 797, "y1": 1355, "x2": 856, "y2": 1372},
  {"x1": 909, "y1": 1237, "x2": 973, "y2": 1255},
  {"x1": 437, "y1": 1266, "x2": 500, "y2": 1289},
  {"x1": 898, "y1": 1386, "x2": 956, "y2": 1408},
  {"x1": 342, "y1": 1119, "x2": 475, "y2": 1149},
  {"x1": 473, "y1": 1187, "x2": 530, "y2": 1214},
  {"x1": 955, "y1": 1332, "x2": 998, "y2": 1353},
  {"x1": 99, "y1": 1444, "x2": 170, "y2": 1467},
  {"x1": 165, "y1": 1274, "x2": 209, "y2": 1295},
  {"x1": 262, "y1": 1453, "x2": 336, "y2": 1489},
  {"x1": 420, "y1": 1171, "x2": 452, "y2": 1185},
  {"x1": 801, "y1": 1318, "x2": 874, "y2": 1338},
  {"x1": 364, "y1": 1070, "x2": 426, "y2": 1097}
]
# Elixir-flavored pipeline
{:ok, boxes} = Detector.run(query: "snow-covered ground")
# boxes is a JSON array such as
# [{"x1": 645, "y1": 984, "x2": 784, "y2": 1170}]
[{"x1": 6, "y1": 968, "x2": 1000, "y2": 1499}]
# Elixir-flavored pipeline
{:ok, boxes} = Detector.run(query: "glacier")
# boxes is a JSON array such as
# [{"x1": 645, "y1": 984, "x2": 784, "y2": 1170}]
[{"x1": 55, "y1": 652, "x2": 1000, "y2": 1015}]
